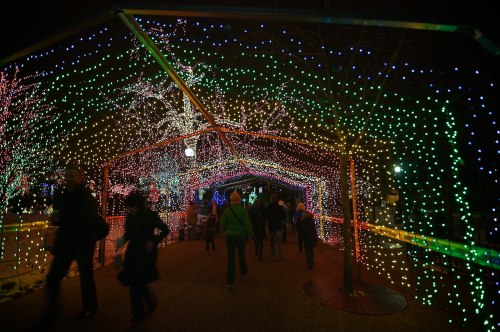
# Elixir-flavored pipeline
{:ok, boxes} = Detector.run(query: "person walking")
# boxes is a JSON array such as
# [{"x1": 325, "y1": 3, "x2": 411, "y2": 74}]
[
  {"x1": 118, "y1": 191, "x2": 170, "y2": 329},
  {"x1": 264, "y1": 193, "x2": 286, "y2": 261},
  {"x1": 186, "y1": 201, "x2": 198, "y2": 240},
  {"x1": 204, "y1": 214, "x2": 217, "y2": 251},
  {"x1": 288, "y1": 201, "x2": 296, "y2": 234},
  {"x1": 293, "y1": 202, "x2": 306, "y2": 251},
  {"x1": 299, "y1": 209, "x2": 318, "y2": 269},
  {"x1": 278, "y1": 200, "x2": 289, "y2": 243},
  {"x1": 220, "y1": 191, "x2": 253, "y2": 288},
  {"x1": 39, "y1": 165, "x2": 103, "y2": 327},
  {"x1": 248, "y1": 198, "x2": 266, "y2": 260},
  {"x1": 177, "y1": 217, "x2": 186, "y2": 242},
  {"x1": 210, "y1": 201, "x2": 220, "y2": 234}
]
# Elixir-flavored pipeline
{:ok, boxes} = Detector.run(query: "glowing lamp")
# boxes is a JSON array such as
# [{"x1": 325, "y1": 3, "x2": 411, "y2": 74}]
[{"x1": 185, "y1": 147, "x2": 194, "y2": 157}]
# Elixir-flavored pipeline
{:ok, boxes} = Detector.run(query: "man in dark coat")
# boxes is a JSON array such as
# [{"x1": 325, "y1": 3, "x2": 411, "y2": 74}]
[
  {"x1": 299, "y1": 210, "x2": 318, "y2": 269},
  {"x1": 293, "y1": 202, "x2": 306, "y2": 251},
  {"x1": 41, "y1": 165, "x2": 102, "y2": 326},
  {"x1": 264, "y1": 193, "x2": 286, "y2": 260},
  {"x1": 248, "y1": 198, "x2": 266, "y2": 260}
]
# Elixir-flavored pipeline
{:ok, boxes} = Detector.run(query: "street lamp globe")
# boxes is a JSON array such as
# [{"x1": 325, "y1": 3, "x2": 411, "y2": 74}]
[{"x1": 185, "y1": 147, "x2": 194, "y2": 157}]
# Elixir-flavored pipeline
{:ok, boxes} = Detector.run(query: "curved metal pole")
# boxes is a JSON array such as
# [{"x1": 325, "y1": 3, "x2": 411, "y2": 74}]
[
  {"x1": 1, "y1": 5, "x2": 497, "y2": 66},
  {"x1": 107, "y1": 126, "x2": 344, "y2": 168}
]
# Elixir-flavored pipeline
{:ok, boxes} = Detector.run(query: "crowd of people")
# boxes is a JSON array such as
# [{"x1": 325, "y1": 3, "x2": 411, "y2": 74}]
[
  {"x1": 193, "y1": 191, "x2": 319, "y2": 288},
  {"x1": 37, "y1": 170, "x2": 318, "y2": 330}
]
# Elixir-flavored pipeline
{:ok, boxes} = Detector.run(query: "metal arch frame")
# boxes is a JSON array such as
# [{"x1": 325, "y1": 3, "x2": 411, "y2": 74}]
[
  {"x1": 1, "y1": 4, "x2": 497, "y2": 66},
  {"x1": 4, "y1": 4, "x2": 496, "y2": 265},
  {"x1": 106, "y1": 127, "x2": 341, "y2": 167}
]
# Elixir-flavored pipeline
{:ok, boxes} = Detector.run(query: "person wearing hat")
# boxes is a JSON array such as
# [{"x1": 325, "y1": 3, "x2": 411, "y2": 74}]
[
  {"x1": 119, "y1": 191, "x2": 170, "y2": 328},
  {"x1": 220, "y1": 191, "x2": 253, "y2": 288}
]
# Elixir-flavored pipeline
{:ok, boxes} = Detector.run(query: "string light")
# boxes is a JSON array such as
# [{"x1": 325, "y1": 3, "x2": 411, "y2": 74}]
[{"x1": 0, "y1": 15, "x2": 497, "y2": 331}]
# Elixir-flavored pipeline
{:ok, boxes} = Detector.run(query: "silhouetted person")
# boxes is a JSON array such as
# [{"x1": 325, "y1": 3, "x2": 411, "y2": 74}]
[
  {"x1": 119, "y1": 191, "x2": 170, "y2": 329},
  {"x1": 177, "y1": 217, "x2": 186, "y2": 242},
  {"x1": 299, "y1": 209, "x2": 318, "y2": 269},
  {"x1": 204, "y1": 214, "x2": 216, "y2": 251},
  {"x1": 264, "y1": 193, "x2": 286, "y2": 260},
  {"x1": 210, "y1": 200, "x2": 220, "y2": 234},
  {"x1": 293, "y1": 202, "x2": 306, "y2": 251},
  {"x1": 279, "y1": 200, "x2": 289, "y2": 243},
  {"x1": 248, "y1": 198, "x2": 266, "y2": 260},
  {"x1": 186, "y1": 201, "x2": 198, "y2": 240},
  {"x1": 39, "y1": 165, "x2": 102, "y2": 327}
]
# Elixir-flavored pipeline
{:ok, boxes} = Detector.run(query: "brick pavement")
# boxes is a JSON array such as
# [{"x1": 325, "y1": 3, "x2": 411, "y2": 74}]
[{"x1": 0, "y1": 233, "x2": 477, "y2": 332}]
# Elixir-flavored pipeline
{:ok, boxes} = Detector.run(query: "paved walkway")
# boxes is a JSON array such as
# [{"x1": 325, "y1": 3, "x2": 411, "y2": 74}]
[{"x1": 0, "y1": 234, "x2": 477, "y2": 332}]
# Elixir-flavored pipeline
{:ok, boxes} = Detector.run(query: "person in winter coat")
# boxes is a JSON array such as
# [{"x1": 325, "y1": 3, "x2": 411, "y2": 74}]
[
  {"x1": 186, "y1": 201, "x2": 198, "y2": 240},
  {"x1": 40, "y1": 165, "x2": 103, "y2": 327},
  {"x1": 293, "y1": 202, "x2": 306, "y2": 251},
  {"x1": 298, "y1": 210, "x2": 318, "y2": 269},
  {"x1": 119, "y1": 191, "x2": 169, "y2": 328},
  {"x1": 264, "y1": 193, "x2": 286, "y2": 260},
  {"x1": 220, "y1": 191, "x2": 253, "y2": 288},
  {"x1": 278, "y1": 200, "x2": 289, "y2": 243},
  {"x1": 204, "y1": 214, "x2": 217, "y2": 251},
  {"x1": 248, "y1": 198, "x2": 266, "y2": 260}
]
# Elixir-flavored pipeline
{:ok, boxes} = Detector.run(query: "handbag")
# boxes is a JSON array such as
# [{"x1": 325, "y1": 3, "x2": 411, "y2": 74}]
[
  {"x1": 117, "y1": 269, "x2": 130, "y2": 286},
  {"x1": 93, "y1": 214, "x2": 110, "y2": 241}
]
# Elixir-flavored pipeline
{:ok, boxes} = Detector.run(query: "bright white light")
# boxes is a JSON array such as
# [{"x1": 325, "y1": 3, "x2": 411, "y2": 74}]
[
  {"x1": 185, "y1": 147, "x2": 194, "y2": 157},
  {"x1": 394, "y1": 166, "x2": 401, "y2": 173}
]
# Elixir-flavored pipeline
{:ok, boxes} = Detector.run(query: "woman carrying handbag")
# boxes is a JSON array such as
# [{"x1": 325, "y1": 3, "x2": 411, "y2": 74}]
[{"x1": 117, "y1": 191, "x2": 169, "y2": 329}]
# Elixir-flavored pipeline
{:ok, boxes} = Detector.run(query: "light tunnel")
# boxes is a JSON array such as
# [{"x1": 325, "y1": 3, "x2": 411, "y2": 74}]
[
  {"x1": 100, "y1": 129, "x2": 500, "y2": 275},
  {"x1": 1, "y1": 5, "x2": 498, "y2": 329}
]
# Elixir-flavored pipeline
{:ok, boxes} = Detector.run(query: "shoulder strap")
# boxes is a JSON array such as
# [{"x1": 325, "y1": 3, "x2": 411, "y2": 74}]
[{"x1": 229, "y1": 205, "x2": 246, "y2": 232}]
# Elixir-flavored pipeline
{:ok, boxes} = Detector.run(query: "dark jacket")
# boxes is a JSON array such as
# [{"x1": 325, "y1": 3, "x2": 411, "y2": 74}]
[
  {"x1": 293, "y1": 210, "x2": 305, "y2": 232},
  {"x1": 52, "y1": 184, "x2": 100, "y2": 254},
  {"x1": 248, "y1": 204, "x2": 266, "y2": 242},
  {"x1": 123, "y1": 207, "x2": 169, "y2": 285},
  {"x1": 204, "y1": 215, "x2": 216, "y2": 239},
  {"x1": 299, "y1": 212, "x2": 317, "y2": 247},
  {"x1": 264, "y1": 202, "x2": 285, "y2": 231}
]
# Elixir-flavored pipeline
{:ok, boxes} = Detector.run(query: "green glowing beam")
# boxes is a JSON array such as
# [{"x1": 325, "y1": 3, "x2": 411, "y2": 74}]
[{"x1": 366, "y1": 223, "x2": 500, "y2": 270}]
